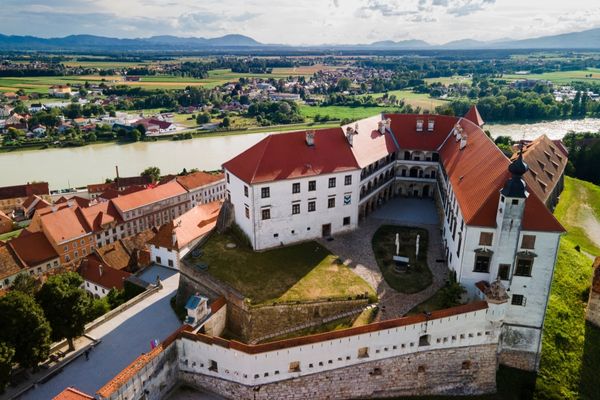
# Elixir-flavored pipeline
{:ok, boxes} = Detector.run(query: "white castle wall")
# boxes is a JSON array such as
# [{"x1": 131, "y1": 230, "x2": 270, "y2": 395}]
[{"x1": 177, "y1": 304, "x2": 500, "y2": 387}]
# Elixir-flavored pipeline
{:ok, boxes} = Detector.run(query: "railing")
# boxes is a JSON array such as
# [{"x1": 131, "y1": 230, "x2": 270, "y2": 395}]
[{"x1": 360, "y1": 174, "x2": 395, "y2": 200}]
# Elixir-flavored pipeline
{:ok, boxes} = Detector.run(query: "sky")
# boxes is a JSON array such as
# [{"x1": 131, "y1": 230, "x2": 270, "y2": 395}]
[{"x1": 1, "y1": 0, "x2": 600, "y2": 45}]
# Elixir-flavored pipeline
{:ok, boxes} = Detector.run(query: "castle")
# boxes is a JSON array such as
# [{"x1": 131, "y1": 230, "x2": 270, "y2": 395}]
[{"x1": 87, "y1": 107, "x2": 567, "y2": 399}]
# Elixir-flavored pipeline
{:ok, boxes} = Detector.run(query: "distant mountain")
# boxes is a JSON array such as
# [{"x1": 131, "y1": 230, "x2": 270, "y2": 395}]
[
  {"x1": 0, "y1": 33, "x2": 262, "y2": 50},
  {"x1": 0, "y1": 27, "x2": 599, "y2": 51},
  {"x1": 492, "y1": 27, "x2": 600, "y2": 49},
  {"x1": 369, "y1": 39, "x2": 431, "y2": 49}
]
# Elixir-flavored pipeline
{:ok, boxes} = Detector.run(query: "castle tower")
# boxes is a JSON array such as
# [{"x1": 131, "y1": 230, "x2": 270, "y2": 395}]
[{"x1": 493, "y1": 145, "x2": 529, "y2": 281}]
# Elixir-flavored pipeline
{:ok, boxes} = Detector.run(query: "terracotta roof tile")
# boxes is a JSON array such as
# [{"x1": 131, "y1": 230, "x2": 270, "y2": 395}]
[
  {"x1": 343, "y1": 115, "x2": 399, "y2": 167},
  {"x1": 53, "y1": 387, "x2": 95, "y2": 400},
  {"x1": 464, "y1": 105, "x2": 485, "y2": 126},
  {"x1": 175, "y1": 171, "x2": 224, "y2": 191},
  {"x1": 0, "y1": 182, "x2": 49, "y2": 201},
  {"x1": 77, "y1": 254, "x2": 130, "y2": 290},
  {"x1": 148, "y1": 202, "x2": 221, "y2": 251},
  {"x1": 9, "y1": 231, "x2": 58, "y2": 267},
  {"x1": 386, "y1": 114, "x2": 460, "y2": 151},
  {"x1": 222, "y1": 128, "x2": 360, "y2": 184},
  {"x1": 41, "y1": 207, "x2": 91, "y2": 244},
  {"x1": 112, "y1": 181, "x2": 187, "y2": 212},
  {"x1": 0, "y1": 245, "x2": 23, "y2": 280}
]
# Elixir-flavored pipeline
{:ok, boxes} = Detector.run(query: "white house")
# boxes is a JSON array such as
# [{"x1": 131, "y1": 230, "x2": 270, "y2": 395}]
[
  {"x1": 221, "y1": 107, "x2": 565, "y2": 370},
  {"x1": 223, "y1": 127, "x2": 362, "y2": 250},
  {"x1": 77, "y1": 254, "x2": 131, "y2": 298},
  {"x1": 174, "y1": 171, "x2": 227, "y2": 207},
  {"x1": 148, "y1": 202, "x2": 221, "y2": 269}
]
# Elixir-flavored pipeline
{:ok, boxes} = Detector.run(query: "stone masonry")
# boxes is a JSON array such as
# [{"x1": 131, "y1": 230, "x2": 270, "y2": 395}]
[
  {"x1": 586, "y1": 257, "x2": 600, "y2": 328},
  {"x1": 179, "y1": 344, "x2": 497, "y2": 400}
]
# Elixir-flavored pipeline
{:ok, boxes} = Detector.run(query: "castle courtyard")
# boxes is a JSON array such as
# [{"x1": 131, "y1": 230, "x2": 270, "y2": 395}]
[{"x1": 320, "y1": 197, "x2": 448, "y2": 318}]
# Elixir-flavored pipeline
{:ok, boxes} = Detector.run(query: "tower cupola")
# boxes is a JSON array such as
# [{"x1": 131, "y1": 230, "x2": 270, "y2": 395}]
[{"x1": 501, "y1": 143, "x2": 529, "y2": 198}]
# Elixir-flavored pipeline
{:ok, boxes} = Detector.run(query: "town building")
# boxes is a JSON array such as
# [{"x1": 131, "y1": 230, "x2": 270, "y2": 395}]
[
  {"x1": 53, "y1": 386, "x2": 95, "y2": 400},
  {"x1": 223, "y1": 107, "x2": 565, "y2": 370},
  {"x1": 77, "y1": 254, "x2": 131, "y2": 298},
  {"x1": 168, "y1": 171, "x2": 226, "y2": 206},
  {"x1": 0, "y1": 231, "x2": 60, "y2": 289},
  {"x1": 0, "y1": 182, "x2": 51, "y2": 215},
  {"x1": 0, "y1": 210, "x2": 12, "y2": 234},
  {"x1": 148, "y1": 202, "x2": 221, "y2": 269},
  {"x1": 49, "y1": 85, "x2": 72, "y2": 97}
]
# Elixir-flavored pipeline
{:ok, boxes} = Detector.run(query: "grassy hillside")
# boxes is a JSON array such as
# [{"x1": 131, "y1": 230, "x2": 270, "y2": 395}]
[{"x1": 535, "y1": 176, "x2": 600, "y2": 399}]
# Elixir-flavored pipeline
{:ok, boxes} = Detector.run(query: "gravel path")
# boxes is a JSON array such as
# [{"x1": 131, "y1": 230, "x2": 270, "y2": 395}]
[{"x1": 320, "y1": 199, "x2": 449, "y2": 320}]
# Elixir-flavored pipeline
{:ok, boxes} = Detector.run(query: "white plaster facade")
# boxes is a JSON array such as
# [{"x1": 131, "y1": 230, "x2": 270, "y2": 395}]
[{"x1": 226, "y1": 169, "x2": 361, "y2": 250}]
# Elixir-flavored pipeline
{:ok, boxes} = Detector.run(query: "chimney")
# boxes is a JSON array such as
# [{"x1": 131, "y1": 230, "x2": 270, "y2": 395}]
[
  {"x1": 67, "y1": 199, "x2": 74, "y2": 208},
  {"x1": 305, "y1": 130, "x2": 315, "y2": 146},
  {"x1": 377, "y1": 121, "x2": 385, "y2": 135},
  {"x1": 99, "y1": 264, "x2": 103, "y2": 277},
  {"x1": 385, "y1": 118, "x2": 391, "y2": 130},
  {"x1": 345, "y1": 126, "x2": 356, "y2": 146},
  {"x1": 115, "y1": 165, "x2": 120, "y2": 187},
  {"x1": 460, "y1": 136, "x2": 468, "y2": 150},
  {"x1": 51, "y1": 205, "x2": 58, "y2": 213}
]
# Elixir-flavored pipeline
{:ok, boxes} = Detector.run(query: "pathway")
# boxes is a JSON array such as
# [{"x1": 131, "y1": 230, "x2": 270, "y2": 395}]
[
  {"x1": 17, "y1": 265, "x2": 182, "y2": 400},
  {"x1": 321, "y1": 198, "x2": 448, "y2": 319}
]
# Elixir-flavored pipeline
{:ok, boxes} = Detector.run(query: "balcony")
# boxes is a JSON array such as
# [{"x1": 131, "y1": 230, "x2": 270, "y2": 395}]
[{"x1": 360, "y1": 174, "x2": 395, "y2": 201}]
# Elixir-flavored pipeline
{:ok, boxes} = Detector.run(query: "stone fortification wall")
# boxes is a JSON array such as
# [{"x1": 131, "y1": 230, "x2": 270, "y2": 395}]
[
  {"x1": 586, "y1": 257, "x2": 600, "y2": 328},
  {"x1": 179, "y1": 260, "x2": 370, "y2": 342},
  {"x1": 179, "y1": 344, "x2": 497, "y2": 400}
]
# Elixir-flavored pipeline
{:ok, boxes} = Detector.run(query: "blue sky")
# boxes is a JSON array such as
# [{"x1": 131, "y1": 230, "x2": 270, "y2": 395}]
[{"x1": 1, "y1": 0, "x2": 599, "y2": 45}]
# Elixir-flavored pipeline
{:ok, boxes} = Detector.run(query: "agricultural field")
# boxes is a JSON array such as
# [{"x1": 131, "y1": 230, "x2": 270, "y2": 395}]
[
  {"x1": 364, "y1": 89, "x2": 447, "y2": 110},
  {"x1": 423, "y1": 75, "x2": 472, "y2": 86},
  {"x1": 300, "y1": 104, "x2": 400, "y2": 121},
  {"x1": 502, "y1": 68, "x2": 600, "y2": 84}
]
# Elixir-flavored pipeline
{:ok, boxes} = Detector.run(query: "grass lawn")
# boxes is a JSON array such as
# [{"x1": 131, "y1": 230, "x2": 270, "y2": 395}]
[
  {"x1": 502, "y1": 68, "x2": 600, "y2": 84},
  {"x1": 0, "y1": 229, "x2": 22, "y2": 241},
  {"x1": 192, "y1": 230, "x2": 376, "y2": 305},
  {"x1": 300, "y1": 104, "x2": 404, "y2": 121},
  {"x1": 423, "y1": 76, "x2": 473, "y2": 86},
  {"x1": 372, "y1": 225, "x2": 433, "y2": 294},
  {"x1": 364, "y1": 89, "x2": 448, "y2": 111},
  {"x1": 533, "y1": 176, "x2": 600, "y2": 399}
]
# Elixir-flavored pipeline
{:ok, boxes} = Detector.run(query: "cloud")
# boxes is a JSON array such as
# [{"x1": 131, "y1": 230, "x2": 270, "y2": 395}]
[
  {"x1": 358, "y1": 0, "x2": 496, "y2": 19},
  {"x1": 177, "y1": 10, "x2": 258, "y2": 33}
]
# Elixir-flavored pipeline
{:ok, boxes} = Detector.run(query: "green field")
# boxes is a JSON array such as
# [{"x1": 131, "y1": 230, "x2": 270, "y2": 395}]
[
  {"x1": 423, "y1": 76, "x2": 472, "y2": 86},
  {"x1": 534, "y1": 176, "x2": 600, "y2": 399},
  {"x1": 363, "y1": 89, "x2": 447, "y2": 111},
  {"x1": 502, "y1": 68, "x2": 600, "y2": 84},
  {"x1": 300, "y1": 104, "x2": 404, "y2": 121}
]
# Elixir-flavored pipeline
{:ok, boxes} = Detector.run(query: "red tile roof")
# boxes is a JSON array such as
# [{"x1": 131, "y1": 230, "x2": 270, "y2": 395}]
[
  {"x1": 77, "y1": 254, "x2": 131, "y2": 290},
  {"x1": 9, "y1": 231, "x2": 58, "y2": 267},
  {"x1": 80, "y1": 201, "x2": 122, "y2": 231},
  {"x1": 175, "y1": 171, "x2": 224, "y2": 191},
  {"x1": 53, "y1": 387, "x2": 95, "y2": 400},
  {"x1": 148, "y1": 202, "x2": 221, "y2": 251},
  {"x1": 344, "y1": 115, "x2": 399, "y2": 168},
  {"x1": 464, "y1": 105, "x2": 485, "y2": 126},
  {"x1": 112, "y1": 181, "x2": 187, "y2": 212},
  {"x1": 41, "y1": 206, "x2": 91, "y2": 244},
  {"x1": 0, "y1": 182, "x2": 49, "y2": 200},
  {"x1": 223, "y1": 128, "x2": 360, "y2": 184},
  {"x1": 386, "y1": 114, "x2": 460, "y2": 151}
]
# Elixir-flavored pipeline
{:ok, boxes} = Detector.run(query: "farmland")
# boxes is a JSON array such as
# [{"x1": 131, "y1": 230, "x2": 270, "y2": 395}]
[{"x1": 502, "y1": 68, "x2": 600, "y2": 84}]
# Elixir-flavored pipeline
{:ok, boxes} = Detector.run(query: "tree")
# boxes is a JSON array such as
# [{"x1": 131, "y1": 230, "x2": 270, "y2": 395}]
[
  {"x1": 336, "y1": 77, "x2": 352, "y2": 92},
  {"x1": 141, "y1": 166, "x2": 161, "y2": 183},
  {"x1": 36, "y1": 273, "x2": 91, "y2": 351},
  {"x1": 196, "y1": 113, "x2": 211, "y2": 124},
  {"x1": 0, "y1": 291, "x2": 51, "y2": 369},
  {"x1": 11, "y1": 274, "x2": 39, "y2": 297},
  {"x1": 220, "y1": 117, "x2": 231, "y2": 128},
  {"x1": 0, "y1": 342, "x2": 14, "y2": 392}
]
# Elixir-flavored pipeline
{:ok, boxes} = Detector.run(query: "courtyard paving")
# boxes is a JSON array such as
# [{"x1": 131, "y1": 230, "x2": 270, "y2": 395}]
[
  {"x1": 321, "y1": 197, "x2": 448, "y2": 319},
  {"x1": 18, "y1": 265, "x2": 182, "y2": 400}
]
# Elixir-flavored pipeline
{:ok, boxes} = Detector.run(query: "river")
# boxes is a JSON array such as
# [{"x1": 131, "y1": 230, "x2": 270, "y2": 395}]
[{"x1": 1, "y1": 118, "x2": 599, "y2": 190}]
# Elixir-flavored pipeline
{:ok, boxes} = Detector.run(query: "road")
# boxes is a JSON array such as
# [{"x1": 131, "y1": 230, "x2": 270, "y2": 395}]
[{"x1": 19, "y1": 265, "x2": 182, "y2": 400}]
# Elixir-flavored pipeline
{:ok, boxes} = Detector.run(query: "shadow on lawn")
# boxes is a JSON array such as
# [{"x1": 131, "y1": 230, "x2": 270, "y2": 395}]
[{"x1": 578, "y1": 322, "x2": 600, "y2": 400}]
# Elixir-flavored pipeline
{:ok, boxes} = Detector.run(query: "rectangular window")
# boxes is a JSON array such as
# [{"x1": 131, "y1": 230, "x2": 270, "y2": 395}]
[
  {"x1": 308, "y1": 201, "x2": 316, "y2": 212},
  {"x1": 308, "y1": 180, "x2": 316, "y2": 191},
  {"x1": 292, "y1": 203, "x2": 300, "y2": 215},
  {"x1": 328, "y1": 177, "x2": 336, "y2": 188},
  {"x1": 474, "y1": 255, "x2": 491, "y2": 273},
  {"x1": 511, "y1": 294, "x2": 525, "y2": 306},
  {"x1": 292, "y1": 182, "x2": 300, "y2": 194},
  {"x1": 343, "y1": 216, "x2": 351, "y2": 226},
  {"x1": 479, "y1": 232, "x2": 493, "y2": 246},
  {"x1": 261, "y1": 209, "x2": 271, "y2": 220},
  {"x1": 244, "y1": 185, "x2": 248, "y2": 197},
  {"x1": 245, "y1": 206, "x2": 250, "y2": 219},
  {"x1": 498, "y1": 264, "x2": 510, "y2": 280},
  {"x1": 226, "y1": 173, "x2": 230, "y2": 183},
  {"x1": 261, "y1": 187, "x2": 270, "y2": 198},
  {"x1": 156, "y1": 256, "x2": 162, "y2": 264},
  {"x1": 168, "y1": 259, "x2": 174, "y2": 267},
  {"x1": 521, "y1": 235, "x2": 536, "y2": 249},
  {"x1": 344, "y1": 175, "x2": 352, "y2": 185},
  {"x1": 515, "y1": 258, "x2": 533, "y2": 277},
  {"x1": 289, "y1": 361, "x2": 301, "y2": 372},
  {"x1": 328, "y1": 197, "x2": 335, "y2": 208},
  {"x1": 357, "y1": 347, "x2": 369, "y2": 358}
]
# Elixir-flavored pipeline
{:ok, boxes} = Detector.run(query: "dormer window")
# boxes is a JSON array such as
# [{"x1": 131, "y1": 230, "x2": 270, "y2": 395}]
[
  {"x1": 427, "y1": 120, "x2": 435, "y2": 131},
  {"x1": 416, "y1": 119, "x2": 424, "y2": 132}
]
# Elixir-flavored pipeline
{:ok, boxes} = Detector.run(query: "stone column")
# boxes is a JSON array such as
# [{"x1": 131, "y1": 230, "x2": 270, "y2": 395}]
[{"x1": 586, "y1": 257, "x2": 600, "y2": 328}]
